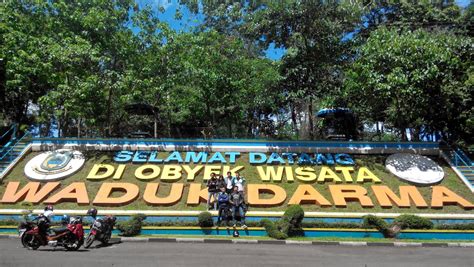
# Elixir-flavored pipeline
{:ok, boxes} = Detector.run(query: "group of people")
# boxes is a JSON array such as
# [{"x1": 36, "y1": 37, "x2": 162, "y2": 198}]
[{"x1": 206, "y1": 172, "x2": 247, "y2": 228}]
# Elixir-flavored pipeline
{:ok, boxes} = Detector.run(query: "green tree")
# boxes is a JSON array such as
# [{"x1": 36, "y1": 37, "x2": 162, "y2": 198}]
[
  {"x1": 344, "y1": 28, "x2": 473, "y2": 143},
  {"x1": 359, "y1": 0, "x2": 464, "y2": 37},
  {"x1": 245, "y1": 1, "x2": 362, "y2": 139}
]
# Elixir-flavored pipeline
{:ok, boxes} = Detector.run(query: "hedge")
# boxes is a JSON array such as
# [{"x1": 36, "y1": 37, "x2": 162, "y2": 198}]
[
  {"x1": 198, "y1": 212, "x2": 214, "y2": 227},
  {"x1": 117, "y1": 214, "x2": 146, "y2": 236},
  {"x1": 393, "y1": 214, "x2": 433, "y2": 230}
]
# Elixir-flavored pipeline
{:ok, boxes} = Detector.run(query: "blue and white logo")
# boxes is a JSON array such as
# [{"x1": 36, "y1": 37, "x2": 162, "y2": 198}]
[{"x1": 25, "y1": 149, "x2": 85, "y2": 181}]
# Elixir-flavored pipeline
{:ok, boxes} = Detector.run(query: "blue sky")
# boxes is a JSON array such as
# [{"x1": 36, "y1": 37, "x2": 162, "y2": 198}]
[
  {"x1": 136, "y1": 0, "x2": 471, "y2": 61},
  {"x1": 135, "y1": 0, "x2": 286, "y2": 60}
]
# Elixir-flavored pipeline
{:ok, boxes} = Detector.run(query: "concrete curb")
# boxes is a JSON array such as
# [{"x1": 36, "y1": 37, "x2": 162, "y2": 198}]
[
  {"x1": 2, "y1": 235, "x2": 472, "y2": 248},
  {"x1": 339, "y1": 241, "x2": 367, "y2": 246},
  {"x1": 114, "y1": 237, "x2": 473, "y2": 248},
  {"x1": 394, "y1": 242, "x2": 423, "y2": 247}
]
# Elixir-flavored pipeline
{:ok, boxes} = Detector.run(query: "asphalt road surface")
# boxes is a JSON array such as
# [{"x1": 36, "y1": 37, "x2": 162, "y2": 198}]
[{"x1": 0, "y1": 238, "x2": 472, "y2": 267}]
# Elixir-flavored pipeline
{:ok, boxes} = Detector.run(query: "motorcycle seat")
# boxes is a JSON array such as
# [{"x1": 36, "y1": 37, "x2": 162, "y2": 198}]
[{"x1": 51, "y1": 227, "x2": 69, "y2": 234}]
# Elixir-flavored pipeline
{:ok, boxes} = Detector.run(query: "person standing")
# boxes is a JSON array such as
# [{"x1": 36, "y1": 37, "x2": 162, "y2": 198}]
[
  {"x1": 230, "y1": 186, "x2": 247, "y2": 228},
  {"x1": 216, "y1": 186, "x2": 230, "y2": 227},
  {"x1": 206, "y1": 173, "x2": 219, "y2": 210},
  {"x1": 224, "y1": 172, "x2": 234, "y2": 194},
  {"x1": 231, "y1": 172, "x2": 246, "y2": 197},
  {"x1": 217, "y1": 174, "x2": 226, "y2": 190}
]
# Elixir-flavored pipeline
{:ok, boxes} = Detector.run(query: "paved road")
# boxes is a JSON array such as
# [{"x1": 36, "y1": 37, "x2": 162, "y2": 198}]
[{"x1": 0, "y1": 238, "x2": 472, "y2": 267}]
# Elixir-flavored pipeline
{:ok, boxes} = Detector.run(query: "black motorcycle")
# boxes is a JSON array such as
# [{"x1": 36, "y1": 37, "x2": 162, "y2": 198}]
[
  {"x1": 84, "y1": 215, "x2": 116, "y2": 248},
  {"x1": 18, "y1": 218, "x2": 36, "y2": 247}
]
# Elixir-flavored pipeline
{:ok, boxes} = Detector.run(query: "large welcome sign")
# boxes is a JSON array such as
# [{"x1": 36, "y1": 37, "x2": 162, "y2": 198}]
[{"x1": 1, "y1": 150, "x2": 473, "y2": 210}]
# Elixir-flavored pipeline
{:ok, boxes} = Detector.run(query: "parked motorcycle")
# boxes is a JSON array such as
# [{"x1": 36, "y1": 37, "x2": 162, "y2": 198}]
[
  {"x1": 84, "y1": 208, "x2": 116, "y2": 248},
  {"x1": 18, "y1": 218, "x2": 36, "y2": 247},
  {"x1": 22, "y1": 215, "x2": 84, "y2": 251}
]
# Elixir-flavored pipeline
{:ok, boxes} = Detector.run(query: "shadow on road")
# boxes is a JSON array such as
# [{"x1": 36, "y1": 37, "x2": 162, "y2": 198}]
[
  {"x1": 92, "y1": 239, "x2": 122, "y2": 248},
  {"x1": 27, "y1": 240, "x2": 122, "y2": 252},
  {"x1": 35, "y1": 248, "x2": 90, "y2": 252}
]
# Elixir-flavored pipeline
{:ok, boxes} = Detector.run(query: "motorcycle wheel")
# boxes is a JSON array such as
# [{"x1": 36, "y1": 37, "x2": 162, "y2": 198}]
[
  {"x1": 23, "y1": 233, "x2": 40, "y2": 250},
  {"x1": 20, "y1": 233, "x2": 28, "y2": 247},
  {"x1": 101, "y1": 231, "x2": 112, "y2": 245},
  {"x1": 64, "y1": 235, "x2": 81, "y2": 251},
  {"x1": 84, "y1": 233, "x2": 95, "y2": 248}
]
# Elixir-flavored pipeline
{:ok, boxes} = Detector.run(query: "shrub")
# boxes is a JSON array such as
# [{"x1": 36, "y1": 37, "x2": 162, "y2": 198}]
[
  {"x1": 0, "y1": 219, "x2": 19, "y2": 226},
  {"x1": 281, "y1": 205, "x2": 305, "y2": 236},
  {"x1": 282, "y1": 205, "x2": 304, "y2": 227},
  {"x1": 261, "y1": 205, "x2": 305, "y2": 239},
  {"x1": 117, "y1": 214, "x2": 146, "y2": 236},
  {"x1": 393, "y1": 215, "x2": 433, "y2": 230},
  {"x1": 435, "y1": 223, "x2": 474, "y2": 230},
  {"x1": 362, "y1": 215, "x2": 396, "y2": 238},
  {"x1": 261, "y1": 219, "x2": 287, "y2": 240},
  {"x1": 362, "y1": 215, "x2": 388, "y2": 231},
  {"x1": 198, "y1": 212, "x2": 214, "y2": 227}
]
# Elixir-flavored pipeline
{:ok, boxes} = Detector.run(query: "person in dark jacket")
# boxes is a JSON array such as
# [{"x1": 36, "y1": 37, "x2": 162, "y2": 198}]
[
  {"x1": 216, "y1": 186, "x2": 230, "y2": 227},
  {"x1": 216, "y1": 174, "x2": 226, "y2": 190},
  {"x1": 207, "y1": 173, "x2": 218, "y2": 210},
  {"x1": 230, "y1": 186, "x2": 247, "y2": 228}
]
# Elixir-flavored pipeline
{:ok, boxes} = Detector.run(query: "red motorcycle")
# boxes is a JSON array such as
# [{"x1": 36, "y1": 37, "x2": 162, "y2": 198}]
[{"x1": 22, "y1": 215, "x2": 84, "y2": 251}]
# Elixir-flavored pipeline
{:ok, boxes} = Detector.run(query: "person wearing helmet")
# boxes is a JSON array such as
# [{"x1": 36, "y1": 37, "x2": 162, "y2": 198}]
[
  {"x1": 87, "y1": 208, "x2": 98, "y2": 220},
  {"x1": 85, "y1": 207, "x2": 115, "y2": 247},
  {"x1": 61, "y1": 214, "x2": 71, "y2": 225},
  {"x1": 43, "y1": 205, "x2": 54, "y2": 219},
  {"x1": 35, "y1": 205, "x2": 54, "y2": 236}
]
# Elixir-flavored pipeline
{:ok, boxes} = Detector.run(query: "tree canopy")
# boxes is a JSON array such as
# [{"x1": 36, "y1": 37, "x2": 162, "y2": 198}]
[{"x1": 0, "y1": 0, "x2": 472, "y2": 145}]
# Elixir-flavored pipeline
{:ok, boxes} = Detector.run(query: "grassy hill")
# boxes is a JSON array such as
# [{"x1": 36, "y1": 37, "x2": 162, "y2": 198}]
[{"x1": 0, "y1": 151, "x2": 473, "y2": 214}]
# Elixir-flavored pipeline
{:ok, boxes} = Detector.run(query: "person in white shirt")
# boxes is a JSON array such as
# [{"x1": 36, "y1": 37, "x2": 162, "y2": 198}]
[
  {"x1": 224, "y1": 172, "x2": 234, "y2": 194},
  {"x1": 231, "y1": 172, "x2": 246, "y2": 196}
]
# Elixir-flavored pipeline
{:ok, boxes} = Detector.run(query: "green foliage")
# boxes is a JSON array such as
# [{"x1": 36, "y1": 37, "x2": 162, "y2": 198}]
[
  {"x1": 0, "y1": 219, "x2": 19, "y2": 226},
  {"x1": 363, "y1": 214, "x2": 434, "y2": 238},
  {"x1": 362, "y1": 215, "x2": 389, "y2": 231},
  {"x1": 362, "y1": 215, "x2": 394, "y2": 237},
  {"x1": 281, "y1": 205, "x2": 305, "y2": 236},
  {"x1": 282, "y1": 205, "x2": 305, "y2": 225},
  {"x1": 197, "y1": 212, "x2": 214, "y2": 227},
  {"x1": 393, "y1": 215, "x2": 434, "y2": 230},
  {"x1": 260, "y1": 219, "x2": 288, "y2": 240},
  {"x1": 435, "y1": 223, "x2": 474, "y2": 230},
  {"x1": 0, "y1": 1, "x2": 472, "y2": 144},
  {"x1": 117, "y1": 214, "x2": 146, "y2": 237},
  {"x1": 261, "y1": 205, "x2": 305, "y2": 239},
  {"x1": 345, "y1": 27, "x2": 473, "y2": 143}
]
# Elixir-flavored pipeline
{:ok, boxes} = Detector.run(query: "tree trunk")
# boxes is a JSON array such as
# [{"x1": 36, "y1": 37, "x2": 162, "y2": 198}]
[
  {"x1": 291, "y1": 102, "x2": 299, "y2": 138},
  {"x1": 307, "y1": 98, "x2": 314, "y2": 140},
  {"x1": 57, "y1": 116, "x2": 61, "y2": 138},
  {"x1": 227, "y1": 121, "x2": 232, "y2": 138},
  {"x1": 401, "y1": 128, "x2": 407, "y2": 141},
  {"x1": 154, "y1": 116, "x2": 157, "y2": 138},
  {"x1": 106, "y1": 85, "x2": 113, "y2": 137},
  {"x1": 77, "y1": 117, "x2": 81, "y2": 138}
]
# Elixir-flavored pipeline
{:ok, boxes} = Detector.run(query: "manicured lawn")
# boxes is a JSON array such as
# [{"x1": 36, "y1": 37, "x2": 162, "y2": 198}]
[{"x1": 1, "y1": 152, "x2": 473, "y2": 214}]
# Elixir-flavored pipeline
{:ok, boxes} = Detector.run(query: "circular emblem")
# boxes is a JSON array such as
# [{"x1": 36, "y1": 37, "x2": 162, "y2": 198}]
[
  {"x1": 24, "y1": 149, "x2": 85, "y2": 181},
  {"x1": 385, "y1": 153, "x2": 444, "y2": 185}
]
